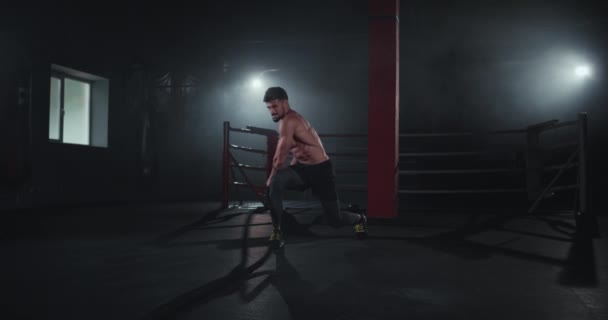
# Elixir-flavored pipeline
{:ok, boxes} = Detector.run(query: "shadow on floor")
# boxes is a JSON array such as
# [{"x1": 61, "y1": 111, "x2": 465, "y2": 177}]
[
  {"x1": 143, "y1": 208, "x2": 600, "y2": 319},
  {"x1": 142, "y1": 208, "x2": 274, "y2": 320},
  {"x1": 558, "y1": 235, "x2": 598, "y2": 287}
]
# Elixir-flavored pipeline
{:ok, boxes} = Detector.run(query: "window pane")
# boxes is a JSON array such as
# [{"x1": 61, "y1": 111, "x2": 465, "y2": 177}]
[
  {"x1": 63, "y1": 78, "x2": 90, "y2": 145},
  {"x1": 49, "y1": 77, "x2": 61, "y2": 140}
]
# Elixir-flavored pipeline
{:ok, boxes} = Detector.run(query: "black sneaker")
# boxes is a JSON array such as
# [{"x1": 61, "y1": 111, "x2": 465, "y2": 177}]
[{"x1": 269, "y1": 228, "x2": 285, "y2": 249}]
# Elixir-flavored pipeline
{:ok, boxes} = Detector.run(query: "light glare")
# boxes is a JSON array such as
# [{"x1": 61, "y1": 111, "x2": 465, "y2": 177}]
[
  {"x1": 251, "y1": 78, "x2": 262, "y2": 88},
  {"x1": 574, "y1": 65, "x2": 592, "y2": 78}
]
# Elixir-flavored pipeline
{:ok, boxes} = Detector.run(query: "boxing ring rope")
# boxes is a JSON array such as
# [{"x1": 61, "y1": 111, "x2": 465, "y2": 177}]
[
  {"x1": 398, "y1": 113, "x2": 594, "y2": 237},
  {"x1": 397, "y1": 118, "x2": 583, "y2": 197},
  {"x1": 222, "y1": 122, "x2": 274, "y2": 209},
  {"x1": 222, "y1": 122, "x2": 369, "y2": 209},
  {"x1": 398, "y1": 128, "x2": 528, "y2": 195}
]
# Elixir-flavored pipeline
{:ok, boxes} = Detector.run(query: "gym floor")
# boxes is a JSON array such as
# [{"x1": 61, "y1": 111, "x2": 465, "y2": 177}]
[{"x1": 2, "y1": 201, "x2": 606, "y2": 320}]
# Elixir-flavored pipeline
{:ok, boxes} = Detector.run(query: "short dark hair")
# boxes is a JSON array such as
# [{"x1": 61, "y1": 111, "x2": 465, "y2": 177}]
[{"x1": 263, "y1": 87, "x2": 288, "y2": 102}]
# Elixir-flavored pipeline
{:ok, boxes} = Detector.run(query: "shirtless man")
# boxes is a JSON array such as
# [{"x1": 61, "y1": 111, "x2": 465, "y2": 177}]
[{"x1": 263, "y1": 87, "x2": 367, "y2": 249}]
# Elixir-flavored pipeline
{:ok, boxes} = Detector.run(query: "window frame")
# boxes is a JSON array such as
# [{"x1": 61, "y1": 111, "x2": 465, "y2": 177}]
[{"x1": 49, "y1": 72, "x2": 94, "y2": 146}]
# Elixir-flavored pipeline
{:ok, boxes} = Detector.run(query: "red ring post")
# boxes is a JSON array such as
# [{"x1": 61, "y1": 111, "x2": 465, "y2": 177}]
[{"x1": 368, "y1": 0, "x2": 400, "y2": 218}]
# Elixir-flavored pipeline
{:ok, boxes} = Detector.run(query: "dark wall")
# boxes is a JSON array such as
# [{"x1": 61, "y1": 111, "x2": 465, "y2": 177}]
[
  {"x1": 399, "y1": 0, "x2": 608, "y2": 212},
  {"x1": 0, "y1": 1, "x2": 370, "y2": 210},
  {"x1": 1, "y1": 0, "x2": 605, "y2": 212},
  {"x1": 0, "y1": 5, "x2": 216, "y2": 209},
  {"x1": 401, "y1": 0, "x2": 606, "y2": 130},
  {"x1": 0, "y1": 31, "x2": 30, "y2": 199}
]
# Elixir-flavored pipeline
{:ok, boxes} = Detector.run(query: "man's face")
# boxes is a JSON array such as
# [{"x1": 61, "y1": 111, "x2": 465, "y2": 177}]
[{"x1": 266, "y1": 99, "x2": 286, "y2": 123}]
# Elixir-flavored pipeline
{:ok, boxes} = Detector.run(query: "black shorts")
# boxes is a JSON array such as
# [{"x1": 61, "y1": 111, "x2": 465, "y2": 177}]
[{"x1": 289, "y1": 160, "x2": 338, "y2": 202}]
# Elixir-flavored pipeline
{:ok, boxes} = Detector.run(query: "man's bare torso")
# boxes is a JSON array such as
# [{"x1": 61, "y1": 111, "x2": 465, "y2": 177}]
[{"x1": 283, "y1": 111, "x2": 329, "y2": 165}]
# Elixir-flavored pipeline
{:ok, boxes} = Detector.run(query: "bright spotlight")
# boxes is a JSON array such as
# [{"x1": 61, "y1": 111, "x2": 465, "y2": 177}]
[
  {"x1": 574, "y1": 65, "x2": 592, "y2": 79},
  {"x1": 251, "y1": 78, "x2": 263, "y2": 88}
]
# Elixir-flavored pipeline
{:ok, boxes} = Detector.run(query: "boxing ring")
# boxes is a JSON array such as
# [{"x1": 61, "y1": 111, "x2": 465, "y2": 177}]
[
  {"x1": 221, "y1": 122, "x2": 368, "y2": 212},
  {"x1": 221, "y1": 113, "x2": 597, "y2": 238}
]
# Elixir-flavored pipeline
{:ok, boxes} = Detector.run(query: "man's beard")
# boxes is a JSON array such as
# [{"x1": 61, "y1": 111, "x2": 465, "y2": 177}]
[{"x1": 272, "y1": 115, "x2": 281, "y2": 123}]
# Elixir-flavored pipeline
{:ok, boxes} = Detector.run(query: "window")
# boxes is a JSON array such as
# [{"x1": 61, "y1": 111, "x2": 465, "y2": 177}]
[
  {"x1": 49, "y1": 76, "x2": 91, "y2": 145},
  {"x1": 49, "y1": 64, "x2": 109, "y2": 147}
]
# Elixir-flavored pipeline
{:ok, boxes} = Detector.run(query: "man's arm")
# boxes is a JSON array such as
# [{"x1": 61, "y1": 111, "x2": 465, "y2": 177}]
[{"x1": 266, "y1": 118, "x2": 296, "y2": 186}]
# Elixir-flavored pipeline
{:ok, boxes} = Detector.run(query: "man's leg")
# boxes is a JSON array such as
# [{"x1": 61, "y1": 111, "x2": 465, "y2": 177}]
[
  {"x1": 320, "y1": 199, "x2": 362, "y2": 227},
  {"x1": 267, "y1": 167, "x2": 306, "y2": 232},
  {"x1": 320, "y1": 199, "x2": 368, "y2": 238},
  {"x1": 314, "y1": 161, "x2": 368, "y2": 237}
]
